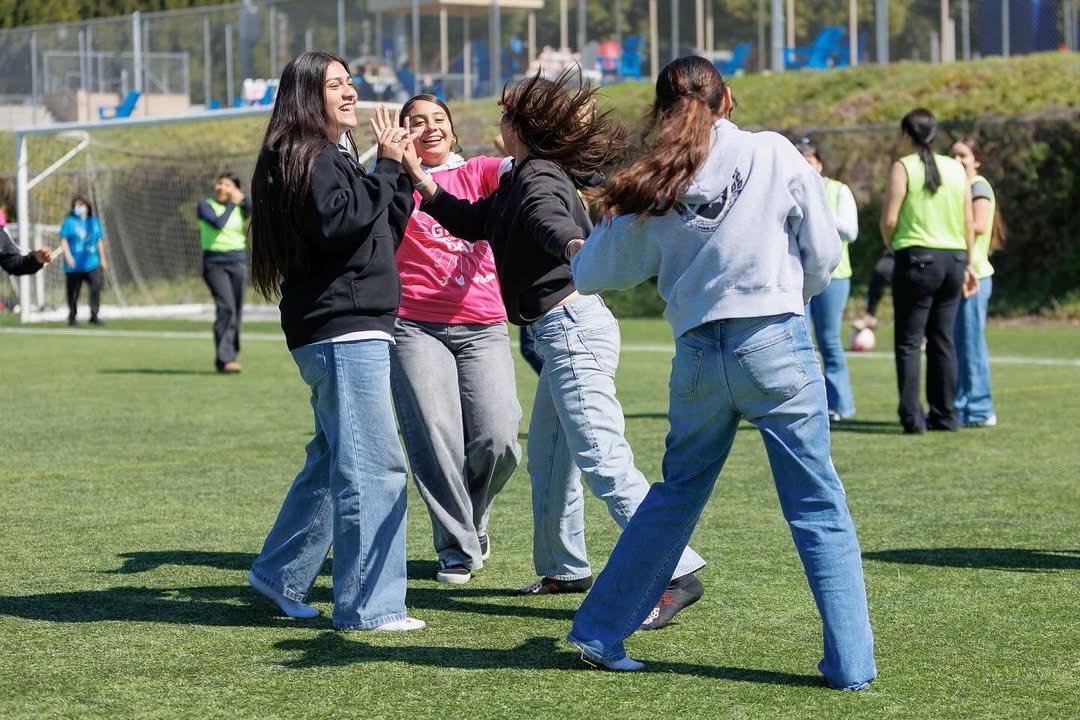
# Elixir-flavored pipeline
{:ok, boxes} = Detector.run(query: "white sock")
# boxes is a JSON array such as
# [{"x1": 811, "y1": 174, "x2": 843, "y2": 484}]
[
  {"x1": 247, "y1": 571, "x2": 320, "y2": 619},
  {"x1": 373, "y1": 617, "x2": 426, "y2": 632}
]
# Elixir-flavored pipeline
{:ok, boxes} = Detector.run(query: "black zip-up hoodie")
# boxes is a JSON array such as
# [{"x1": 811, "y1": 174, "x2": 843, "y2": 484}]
[
  {"x1": 421, "y1": 156, "x2": 591, "y2": 326},
  {"x1": 279, "y1": 145, "x2": 414, "y2": 350},
  {"x1": 1, "y1": 228, "x2": 43, "y2": 276}
]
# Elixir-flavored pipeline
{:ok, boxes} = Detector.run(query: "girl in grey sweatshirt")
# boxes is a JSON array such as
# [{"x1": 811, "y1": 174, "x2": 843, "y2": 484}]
[{"x1": 566, "y1": 56, "x2": 876, "y2": 690}]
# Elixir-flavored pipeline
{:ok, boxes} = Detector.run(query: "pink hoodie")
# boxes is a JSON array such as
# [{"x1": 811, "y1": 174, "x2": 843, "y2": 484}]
[{"x1": 396, "y1": 155, "x2": 509, "y2": 325}]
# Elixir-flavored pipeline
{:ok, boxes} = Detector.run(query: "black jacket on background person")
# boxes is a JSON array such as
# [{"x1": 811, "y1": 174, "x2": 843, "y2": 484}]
[
  {"x1": 278, "y1": 145, "x2": 414, "y2": 351},
  {"x1": 421, "y1": 156, "x2": 591, "y2": 326},
  {"x1": 0, "y1": 228, "x2": 43, "y2": 276}
]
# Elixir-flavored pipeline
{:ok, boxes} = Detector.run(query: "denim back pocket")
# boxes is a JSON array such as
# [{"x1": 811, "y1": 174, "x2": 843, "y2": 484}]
[
  {"x1": 293, "y1": 344, "x2": 329, "y2": 388},
  {"x1": 670, "y1": 343, "x2": 704, "y2": 399},
  {"x1": 574, "y1": 322, "x2": 621, "y2": 377},
  {"x1": 733, "y1": 328, "x2": 808, "y2": 401}
]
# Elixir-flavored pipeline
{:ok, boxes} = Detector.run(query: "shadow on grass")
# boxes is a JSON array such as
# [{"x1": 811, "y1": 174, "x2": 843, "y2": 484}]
[
  {"x1": 864, "y1": 547, "x2": 1080, "y2": 572},
  {"x1": 108, "y1": 550, "x2": 260, "y2": 574},
  {"x1": 829, "y1": 420, "x2": 902, "y2": 435},
  {"x1": 99, "y1": 368, "x2": 219, "y2": 376},
  {"x1": 273, "y1": 632, "x2": 825, "y2": 686}
]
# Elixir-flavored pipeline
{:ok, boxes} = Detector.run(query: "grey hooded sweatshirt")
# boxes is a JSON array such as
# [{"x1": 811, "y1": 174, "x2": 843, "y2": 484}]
[{"x1": 571, "y1": 119, "x2": 841, "y2": 339}]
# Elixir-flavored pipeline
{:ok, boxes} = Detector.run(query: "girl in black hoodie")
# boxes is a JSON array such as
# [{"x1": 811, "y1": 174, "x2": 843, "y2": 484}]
[{"x1": 246, "y1": 52, "x2": 423, "y2": 632}]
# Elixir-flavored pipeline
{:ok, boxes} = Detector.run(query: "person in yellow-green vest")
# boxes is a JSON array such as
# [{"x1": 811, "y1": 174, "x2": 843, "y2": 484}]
[
  {"x1": 880, "y1": 109, "x2": 978, "y2": 434},
  {"x1": 798, "y1": 140, "x2": 857, "y2": 421},
  {"x1": 950, "y1": 137, "x2": 1006, "y2": 428},
  {"x1": 197, "y1": 172, "x2": 249, "y2": 373}
]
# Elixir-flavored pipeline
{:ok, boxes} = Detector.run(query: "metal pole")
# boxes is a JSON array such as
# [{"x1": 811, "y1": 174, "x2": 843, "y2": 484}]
[
  {"x1": 33, "y1": 225, "x2": 44, "y2": 309},
  {"x1": 225, "y1": 24, "x2": 234, "y2": 103},
  {"x1": 528, "y1": 11, "x2": 536, "y2": 66},
  {"x1": 414, "y1": 0, "x2": 422, "y2": 95},
  {"x1": 491, "y1": 0, "x2": 502, "y2": 91},
  {"x1": 305, "y1": 28, "x2": 314, "y2": 52},
  {"x1": 577, "y1": 0, "x2": 586, "y2": 52},
  {"x1": 786, "y1": 0, "x2": 795, "y2": 49},
  {"x1": 757, "y1": 0, "x2": 766, "y2": 70},
  {"x1": 1001, "y1": 0, "x2": 1010, "y2": 57},
  {"x1": 203, "y1": 15, "x2": 212, "y2": 106},
  {"x1": 464, "y1": 14, "x2": 472, "y2": 101},
  {"x1": 771, "y1": 0, "x2": 785, "y2": 71},
  {"x1": 875, "y1": 0, "x2": 889, "y2": 64},
  {"x1": 696, "y1": 0, "x2": 705, "y2": 51},
  {"x1": 672, "y1": 0, "x2": 679, "y2": 61},
  {"x1": 31, "y1": 31, "x2": 38, "y2": 125},
  {"x1": 960, "y1": 0, "x2": 970, "y2": 59},
  {"x1": 560, "y1": 0, "x2": 568, "y2": 50},
  {"x1": 706, "y1": 0, "x2": 714, "y2": 53},
  {"x1": 15, "y1": 132, "x2": 31, "y2": 323},
  {"x1": 132, "y1": 11, "x2": 144, "y2": 92},
  {"x1": 615, "y1": 0, "x2": 623, "y2": 46},
  {"x1": 375, "y1": 12, "x2": 384, "y2": 59},
  {"x1": 440, "y1": 8, "x2": 449, "y2": 75},
  {"x1": 650, "y1": 0, "x2": 660, "y2": 78},
  {"x1": 850, "y1": 0, "x2": 858, "y2": 65},
  {"x1": 269, "y1": 6, "x2": 277, "y2": 77},
  {"x1": 337, "y1": 0, "x2": 346, "y2": 58},
  {"x1": 940, "y1": 0, "x2": 949, "y2": 62},
  {"x1": 79, "y1": 29, "x2": 88, "y2": 122}
]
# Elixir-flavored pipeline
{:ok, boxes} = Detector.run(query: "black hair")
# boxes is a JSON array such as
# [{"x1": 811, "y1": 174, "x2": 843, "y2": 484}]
[
  {"x1": 217, "y1": 172, "x2": 242, "y2": 190},
  {"x1": 70, "y1": 195, "x2": 93, "y2": 217},
  {"x1": 900, "y1": 108, "x2": 941, "y2": 193},
  {"x1": 250, "y1": 51, "x2": 355, "y2": 300},
  {"x1": 399, "y1": 94, "x2": 462, "y2": 154}
]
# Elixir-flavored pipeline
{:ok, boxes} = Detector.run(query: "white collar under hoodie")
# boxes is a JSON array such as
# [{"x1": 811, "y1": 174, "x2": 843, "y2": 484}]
[{"x1": 571, "y1": 119, "x2": 842, "y2": 339}]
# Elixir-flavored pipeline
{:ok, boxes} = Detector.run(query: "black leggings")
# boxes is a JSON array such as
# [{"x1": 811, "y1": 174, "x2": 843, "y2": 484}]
[
  {"x1": 866, "y1": 250, "x2": 894, "y2": 317},
  {"x1": 66, "y1": 268, "x2": 103, "y2": 322}
]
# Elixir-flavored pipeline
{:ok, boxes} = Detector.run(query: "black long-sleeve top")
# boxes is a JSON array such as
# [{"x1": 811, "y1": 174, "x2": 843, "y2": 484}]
[
  {"x1": 421, "y1": 156, "x2": 591, "y2": 326},
  {"x1": 278, "y1": 145, "x2": 414, "y2": 350},
  {"x1": 0, "y1": 228, "x2": 43, "y2": 276}
]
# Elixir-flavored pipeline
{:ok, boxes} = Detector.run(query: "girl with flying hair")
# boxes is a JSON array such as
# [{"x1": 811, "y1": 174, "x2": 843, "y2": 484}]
[
  {"x1": 566, "y1": 57, "x2": 876, "y2": 688},
  {"x1": 409, "y1": 70, "x2": 708, "y2": 630},
  {"x1": 246, "y1": 51, "x2": 424, "y2": 632}
]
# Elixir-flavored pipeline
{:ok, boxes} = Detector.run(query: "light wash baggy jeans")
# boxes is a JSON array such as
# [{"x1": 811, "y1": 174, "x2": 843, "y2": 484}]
[
  {"x1": 569, "y1": 314, "x2": 876, "y2": 690},
  {"x1": 250, "y1": 339, "x2": 410, "y2": 630},
  {"x1": 391, "y1": 319, "x2": 522, "y2": 570},
  {"x1": 527, "y1": 294, "x2": 706, "y2": 581}
]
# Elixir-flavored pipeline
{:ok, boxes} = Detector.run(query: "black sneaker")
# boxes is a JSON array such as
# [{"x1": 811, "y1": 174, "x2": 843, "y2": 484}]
[
  {"x1": 516, "y1": 576, "x2": 593, "y2": 595},
  {"x1": 89, "y1": 317, "x2": 105, "y2": 326},
  {"x1": 639, "y1": 572, "x2": 704, "y2": 630},
  {"x1": 67, "y1": 318, "x2": 78, "y2": 327},
  {"x1": 479, "y1": 533, "x2": 491, "y2": 562},
  {"x1": 436, "y1": 562, "x2": 471, "y2": 585}
]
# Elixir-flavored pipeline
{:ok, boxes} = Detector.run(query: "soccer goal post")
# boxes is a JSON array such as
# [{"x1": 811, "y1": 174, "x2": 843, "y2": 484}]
[{"x1": 10, "y1": 103, "x2": 384, "y2": 323}]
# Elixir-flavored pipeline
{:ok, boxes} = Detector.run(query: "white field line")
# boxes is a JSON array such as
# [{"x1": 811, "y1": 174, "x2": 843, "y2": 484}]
[{"x1": 2, "y1": 327, "x2": 1078, "y2": 368}]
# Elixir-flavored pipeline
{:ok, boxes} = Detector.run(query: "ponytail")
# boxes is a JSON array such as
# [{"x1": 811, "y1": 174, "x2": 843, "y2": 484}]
[
  {"x1": 991, "y1": 205, "x2": 1007, "y2": 252},
  {"x1": 900, "y1": 108, "x2": 941, "y2": 194},
  {"x1": 598, "y1": 56, "x2": 730, "y2": 218}
]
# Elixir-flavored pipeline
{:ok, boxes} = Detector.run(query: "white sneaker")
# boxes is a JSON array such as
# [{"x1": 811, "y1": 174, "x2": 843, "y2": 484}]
[
  {"x1": 247, "y1": 571, "x2": 320, "y2": 619},
  {"x1": 965, "y1": 414, "x2": 998, "y2": 428},
  {"x1": 436, "y1": 562, "x2": 472, "y2": 584},
  {"x1": 374, "y1": 617, "x2": 426, "y2": 632}
]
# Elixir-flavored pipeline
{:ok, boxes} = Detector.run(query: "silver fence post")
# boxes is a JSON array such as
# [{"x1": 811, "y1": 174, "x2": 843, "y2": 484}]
[
  {"x1": 33, "y1": 225, "x2": 44, "y2": 309},
  {"x1": 671, "y1": 0, "x2": 679, "y2": 61},
  {"x1": 649, "y1": 0, "x2": 659, "y2": 78},
  {"x1": 15, "y1": 131, "x2": 31, "y2": 323},
  {"x1": 414, "y1": 0, "x2": 423, "y2": 95},
  {"x1": 337, "y1": 0, "x2": 346, "y2": 58},
  {"x1": 771, "y1": 0, "x2": 785, "y2": 71},
  {"x1": 875, "y1": 0, "x2": 889, "y2": 64},
  {"x1": 79, "y1": 29, "x2": 88, "y2": 121},
  {"x1": 133, "y1": 11, "x2": 144, "y2": 92},
  {"x1": 269, "y1": 6, "x2": 277, "y2": 77},
  {"x1": 30, "y1": 31, "x2": 39, "y2": 125},
  {"x1": 203, "y1": 15, "x2": 212, "y2": 106},
  {"x1": 1001, "y1": 0, "x2": 1010, "y2": 57},
  {"x1": 577, "y1": 0, "x2": 586, "y2": 52},
  {"x1": 961, "y1": 0, "x2": 971, "y2": 60},
  {"x1": 491, "y1": 0, "x2": 502, "y2": 93},
  {"x1": 225, "y1": 24, "x2": 234, "y2": 103}
]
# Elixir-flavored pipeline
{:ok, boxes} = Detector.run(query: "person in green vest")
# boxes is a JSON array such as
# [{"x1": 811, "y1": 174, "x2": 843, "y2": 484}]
[
  {"x1": 880, "y1": 109, "x2": 978, "y2": 434},
  {"x1": 798, "y1": 140, "x2": 857, "y2": 421},
  {"x1": 197, "y1": 172, "x2": 249, "y2": 373},
  {"x1": 951, "y1": 137, "x2": 1006, "y2": 428}
]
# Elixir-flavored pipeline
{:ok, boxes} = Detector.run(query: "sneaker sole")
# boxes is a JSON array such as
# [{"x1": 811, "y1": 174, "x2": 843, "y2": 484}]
[{"x1": 436, "y1": 571, "x2": 472, "y2": 584}]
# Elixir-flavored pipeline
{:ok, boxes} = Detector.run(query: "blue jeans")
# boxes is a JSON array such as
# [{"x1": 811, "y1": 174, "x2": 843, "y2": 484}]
[
  {"x1": 569, "y1": 314, "x2": 876, "y2": 690},
  {"x1": 808, "y1": 277, "x2": 855, "y2": 418},
  {"x1": 954, "y1": 277, "x2": 995, "y2": 424},
  {"x1": 250, "y1": 339, "x2": 410, "y2": 630},
  {"x1": 527, "y1": 295, "x2": 706, "y2": 581}
]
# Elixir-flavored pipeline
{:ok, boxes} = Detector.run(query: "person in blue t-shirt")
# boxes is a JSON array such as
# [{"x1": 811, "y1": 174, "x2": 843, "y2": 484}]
[{"x1": 59, "y1": 196, "x2": 108, "y2": 326}]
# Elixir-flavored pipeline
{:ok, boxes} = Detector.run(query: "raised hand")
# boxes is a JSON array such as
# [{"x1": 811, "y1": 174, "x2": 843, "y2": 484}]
[{"x1": 369, "y1": 105, "x2": 413, "y2": 163}]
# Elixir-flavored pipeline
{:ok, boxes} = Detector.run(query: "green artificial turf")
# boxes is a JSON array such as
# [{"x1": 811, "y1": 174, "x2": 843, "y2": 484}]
[{"x1": 0, "y1": 318, "x2": 1077, "y2": 719}]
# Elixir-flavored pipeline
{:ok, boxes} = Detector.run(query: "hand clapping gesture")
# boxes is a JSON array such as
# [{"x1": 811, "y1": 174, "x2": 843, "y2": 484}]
[{"x1": 369, "y1": 106, "x2": 420, "y2": 164}]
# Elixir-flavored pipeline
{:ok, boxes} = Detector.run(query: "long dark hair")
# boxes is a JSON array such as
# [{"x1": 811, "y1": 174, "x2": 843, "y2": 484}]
[
  {"x1": 598, "y1": 56, "x2": 730, "y2": 217},
  {"x1": 901, "y1": 108, "x2": 941, "y2": 193},
  {"x1": 250, "y1": 51, "x2": 353, "y2": 300},
  {"x1": 70, "y1": 195, "x2": 93, "y2": 217},
  {"x1": 499, "y1": 69, "x2": 630, "y2": 184},
  {"x1": 957, "y1": 136, "x2": 1008, "y2": 251},
  {"x1": 399, "y1": 94, "x2": 462, "y2": 155}
]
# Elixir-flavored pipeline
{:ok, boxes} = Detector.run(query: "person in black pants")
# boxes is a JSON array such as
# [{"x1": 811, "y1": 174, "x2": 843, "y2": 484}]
[
  {"x1": 880, "y1": 109, "x2": 978, "y2": 433},
  {"x1": 197, "y1": 173, "x2": 249, "y2": 373},
  {"x1": 58, "y1": 196, "x2": 107, "y2": 326}
]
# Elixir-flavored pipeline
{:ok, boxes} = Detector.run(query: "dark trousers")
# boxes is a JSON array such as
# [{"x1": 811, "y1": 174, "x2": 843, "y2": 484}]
[
  {"x1": 892, "y1": 247, "x2": 967, "y2": 431},
  {"x1": 66, "y1": 268, "x2": 103, "y2": 322},
  {"x1": 866, "y1": 250, "x2": 894, "y2": 317},
  {"x1": 202, "y1": 257, "x2": 245, "y2": 368},
  {"x1": 519, "y1": 323, "x2": 544, "y2": 375}
]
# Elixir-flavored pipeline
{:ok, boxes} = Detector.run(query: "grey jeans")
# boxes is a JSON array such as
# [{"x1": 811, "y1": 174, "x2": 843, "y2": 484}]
[{"x1": 391, "y1": 319, "x2": 523, "y2": 569}]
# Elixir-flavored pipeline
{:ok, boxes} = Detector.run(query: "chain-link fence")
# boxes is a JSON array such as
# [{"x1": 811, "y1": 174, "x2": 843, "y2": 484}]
[{"x1": 0, "y1": 0, "x2": 1076, "y2": 129}]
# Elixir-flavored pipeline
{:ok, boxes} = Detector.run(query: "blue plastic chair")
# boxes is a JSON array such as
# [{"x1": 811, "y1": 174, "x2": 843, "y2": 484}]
[
  {"x1": 714, "y1": 42, "x2": 753, "y2": 76},
  {"x1": 620, "y1": 36, "x2": 644, "y2": 80},
  {"x1": 835, "y1": 31, "x2": 871, "y2": 67},
  {"x1": 207, "y1": 99, "x2": 222, "y2": 110},
  {"x1": 257, "y1": 85, "x2": 275, "y2": 106},
  {"x1": 785, "y1": 26, "x2": 845, "y2": 69},
  {"x1": 98, "y1": 91, "x2": 141, "y2": 119}
]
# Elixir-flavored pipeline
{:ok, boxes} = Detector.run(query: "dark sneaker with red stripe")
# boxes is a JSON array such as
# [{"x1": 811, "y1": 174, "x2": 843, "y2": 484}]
[
  {"x1": 516, "y1": 576, "x2": 593, "y2": 595},
  {"x1": 639, "y1": 572, "x2": 704, "y2": 630}
]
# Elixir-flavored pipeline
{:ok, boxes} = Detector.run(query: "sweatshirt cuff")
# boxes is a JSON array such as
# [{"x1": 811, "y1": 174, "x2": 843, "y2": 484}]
[{"x1": 372, "y1": 157, "x2": 403, "y2": 176}]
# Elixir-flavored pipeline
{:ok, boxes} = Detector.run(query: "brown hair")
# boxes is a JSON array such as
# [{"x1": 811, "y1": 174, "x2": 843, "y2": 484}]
[
  {"x1": 399, "y1": 93, "x2": 462, "y2": 154},
  {"x1": 498, "y1": 69, "x2": 630, "y2": 183},
  {"x1": 598, "y1": 56, "x2": 731, "y2": 218},
  {"x1": 958, "y1": 136, "x2": 1007, "y2": 252}
]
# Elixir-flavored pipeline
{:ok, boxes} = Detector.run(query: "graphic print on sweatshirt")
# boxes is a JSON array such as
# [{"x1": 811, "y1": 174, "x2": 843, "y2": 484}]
[
  {"x1": 425, "y1": 223, "x2": 497, "y2": 288},
  {"x1": 676, "y1": 167, "x2": 747, "y2": 229}
]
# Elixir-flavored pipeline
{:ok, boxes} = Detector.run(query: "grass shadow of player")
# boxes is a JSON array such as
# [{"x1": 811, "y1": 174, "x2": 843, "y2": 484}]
[
  {"x1": 829, "y1": 419, "x2": 903, "y2": 435},
  {"x1": 99, "y1": 368, "x2": 220, "y2": 376},
  {"x1": 273, "y1": 633, "x2": 825, "y2": 687},
  {"x1": 863, "y1": 547, "x2": 1080, "y2": 572}
]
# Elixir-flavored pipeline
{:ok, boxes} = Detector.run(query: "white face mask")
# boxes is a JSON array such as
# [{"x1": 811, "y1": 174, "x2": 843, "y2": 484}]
[{"x1": 74, "y1": 205, "x2": 88, "y2": 219}]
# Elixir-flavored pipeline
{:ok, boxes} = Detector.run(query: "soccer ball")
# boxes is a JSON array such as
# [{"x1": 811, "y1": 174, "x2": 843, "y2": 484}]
[{"x1": 850, "y1": 327, "x2": 876, "y2": 352}]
